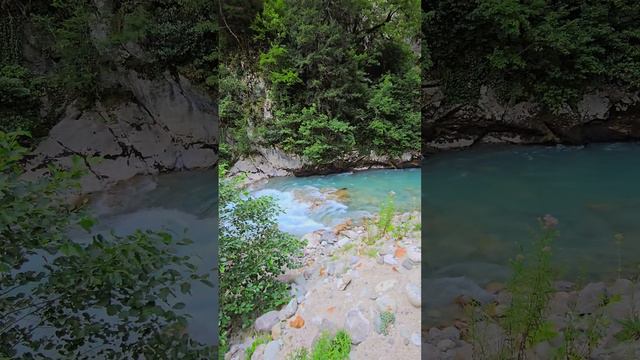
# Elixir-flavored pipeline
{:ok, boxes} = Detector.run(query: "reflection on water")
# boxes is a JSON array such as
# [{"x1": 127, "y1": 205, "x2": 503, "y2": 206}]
[{"x1": 84, "y1": 169, "x2": 217, "y2": 345}]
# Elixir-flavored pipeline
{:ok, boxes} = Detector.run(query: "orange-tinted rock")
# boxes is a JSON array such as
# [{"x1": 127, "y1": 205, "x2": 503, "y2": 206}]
[{"x1": 289, "y1": 315, "x2": 305, "y2": 328}]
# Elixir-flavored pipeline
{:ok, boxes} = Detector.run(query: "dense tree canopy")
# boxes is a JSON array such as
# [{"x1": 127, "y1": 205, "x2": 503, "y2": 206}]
[
  {"x1": 220, "y1": 0, "x2": 421, "y2": 165},
  {"x1": 424, "y1": 0, "x2": 640, "y2": 110},
  {"x1": 0, "y1": 0, "x2": 218, "y2": 137}
]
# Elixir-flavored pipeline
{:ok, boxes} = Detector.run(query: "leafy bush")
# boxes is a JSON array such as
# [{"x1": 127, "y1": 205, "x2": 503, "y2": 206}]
[
  {"x1": 425, "y1": 0, "x2": 640, "y2": 109},
  {"x1": 221, "y1": 0, "x2": 421, "y2": 165},
  {"x1": 0, "y1": 131, "x2": 214, "y2": 358},
  {"x1": 289, "y1": 330, "x2": 351, "y2": 360},
  {"x1": 218, "y1": 166, "x2": 304, "y2": 353}
]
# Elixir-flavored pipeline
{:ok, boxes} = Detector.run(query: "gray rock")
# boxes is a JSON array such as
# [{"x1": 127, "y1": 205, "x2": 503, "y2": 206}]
[
  {"x1": 250, "y1": 344, "x2": 266, "y2": 360},
  {"x1": 375, "y1": 279, "x2": 397, "y2": 293},
  {"x1": 424, "y1": 277, "x2": 495, "y2": 308},
  {"x1": 426, "y1": 326, "x2": 460, "y2": 344},
  {"x1": 344, "y1": 309, "x2": 371, "y2": 345},
  {"x1": 407, "y1": 249, "x2": 421, "y2": 263},
  {"x1": 411, "y1": 333, "x2": 421, "y2": 347},
  {"x1": 383, "y1": 254, "x2": 398, "y2": 265},
  {"x1": 255, "y1": 311, "x2": 280, "y2": 333},
  {"x1": 402, "y1": 258, "x2": 415, "y2": 270},
  {"x1": 375, "y1": 294, "x2": 397, "y2": 313},
  {"x1": 336, "y1": 275, "x2": 352, "y2": 291},
  {"x1": 279, "y1": 298, "x2": 297, "y2": 320},
  {"x1": 318, "y1": 318, "x2": 338, "y2": 337},
  {"x1": 608, "y1": 278, "x2": 634, "y2": 296},
  {"x1": 553, "y1": 280, "x2": 575, "y2": 292},
  {"x1": 336, "y1": 237, "x2": 350, "y2": 247},
  {"x1": 437, "y1": 338, "x2": 455, "y2": 351},
  {"x1": 263, "y1": 340, "x2": 281, "y2": 360},
  {"x1": 576, "y1": 282, "x2": 606, "y2": 314},
  {"x1": 578, "y1": 92, "x2": 611, "y2": 122},
  {"x1": 423, "y1": 343, "x2": 440, "y2": 358},
  {"x1": 405, "y1": 283, "x2": 421, "y2": 308}
]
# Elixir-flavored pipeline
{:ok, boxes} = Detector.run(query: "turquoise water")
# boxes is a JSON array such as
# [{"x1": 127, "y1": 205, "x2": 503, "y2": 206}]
[
  {"x1": 254, "y1": 168, "x2": 421, "y2": 236},
  {"x1": 424, "y1": 143, "x2": 640, "y2": 284},
  {"x1": 85, "y1": 169, "x2": 217, "y2": 345}
]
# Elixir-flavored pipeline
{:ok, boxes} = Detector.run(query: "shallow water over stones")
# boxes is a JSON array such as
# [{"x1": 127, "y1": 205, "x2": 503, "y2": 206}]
[
  {"x1": 253, "y1": 168, "x2": 421, "y2": 236},
  {"x1": 423, "y1": 143, "x2": 640, "y2": 325}
]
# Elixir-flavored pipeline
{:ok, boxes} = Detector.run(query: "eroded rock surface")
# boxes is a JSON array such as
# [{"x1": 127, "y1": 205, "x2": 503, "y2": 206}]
[
  {"x1": 424, "y1": 84, "x2": 640, "y2": 153},
  {"x1": 25, "y1": 71, "x2": 218, "y2": 193}
]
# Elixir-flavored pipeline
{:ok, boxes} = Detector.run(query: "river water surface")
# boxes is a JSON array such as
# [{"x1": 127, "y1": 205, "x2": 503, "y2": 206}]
[
  {"x1": 84, "y1": 169, "x2": 217, "y2": 345},
  {"x1": 253, "y1": 168, "x2": 421, "y2": 236},
  {"x1": 423, "y1": 143, "x2": 640, "y2": 324}
]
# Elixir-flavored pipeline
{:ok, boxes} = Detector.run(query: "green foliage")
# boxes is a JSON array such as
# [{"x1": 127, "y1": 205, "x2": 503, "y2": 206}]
[
  {"x1": 290, "y1": 330, "x2": 351, "y2": 360},
  {"x1": 379, "y1": 311, "x2": 396, "y2": 336},
  {"x1": 268, "y1": 106, "x2": 356, "y2": 163},
  {"x1": 218, "y1": 64, "x2": 261, "y2": 164},
  {"x1": 377, "y1": 192, "x2": 396, "y2": 238},
  {"x1": 501, "y1": 222, "x2": 557, "y2": 357},
  {"x1": 222, "y1": 0, "x2": 420, "y2": 165},
  {"x1": 616, "y1": 315, "x2": 640, "y2": 342},
  {"x1": 245, "y1": 335, "x2": 271, "y2": 360},
  {"x1": 0, "y1": 65, "x2": 46, "y2": 135},
  {"x1": 425, "y1": 0, "x2": 640, "y2": 109},
  {"x1": 218, "y1": 166, "x2": 305, "y2": 353},
  {"x1": 0, "y1": 131, "x2": 214, "y2": 358},
  {"x1": 468, "y1": 219, "x2": 559, "y2": 358}
]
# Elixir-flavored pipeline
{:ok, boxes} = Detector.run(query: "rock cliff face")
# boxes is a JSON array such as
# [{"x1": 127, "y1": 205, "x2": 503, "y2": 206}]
[
  {"x1": 424, "y1": 84, "x2": 640, "y2": 153},
  {"x1": 25, "y1": 71, "x2": 218, "y2": 193},
  {"x1": 229, "y1": 148, "x2": 420, "y2": 184}
]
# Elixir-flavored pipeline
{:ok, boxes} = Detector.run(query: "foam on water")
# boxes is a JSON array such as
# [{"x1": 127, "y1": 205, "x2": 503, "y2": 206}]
[
  {"x1": 253, "y1": 168, "x2": 420, "y2": 236},
  {"x1": 252, "y1": 188, "x2": 329, "y2": 236}
]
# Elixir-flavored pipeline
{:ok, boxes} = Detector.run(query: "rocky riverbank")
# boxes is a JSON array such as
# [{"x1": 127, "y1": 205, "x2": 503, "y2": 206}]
[
  {"x1": 228, "y1": 147, "x2": 421, "y2": 185},
  {"x1": 424, "y1": 278, "x2": 640, "y2": 359},
  {"x1": 225, "y1": 212, "x2": 422, "y2": 360},
  {"x1": 424, "y1": 84, "x2": 640, "y2": 153}
]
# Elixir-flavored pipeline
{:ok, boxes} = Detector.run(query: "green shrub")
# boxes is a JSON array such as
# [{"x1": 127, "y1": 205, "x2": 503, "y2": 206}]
[
  {"x1": 245, "y1": 335, "x2": 271, "y2": 360},
  {"x1": 616, "y1": 315, "x2": 640, "y2": 342},
  {"x1": 425, "y1": 0, "x2": 640, "y2": 110},
  {"x1": 0, "y1": 131, "x2": 215, "y2": 358},
  {"x1": 289, "y1": 330, "x2": 351, "y2": 360},
  {"x1": 379, "y1": 311, "x2": 396, "y2": 336},
  {"x1": 377, "y1": 192, "x2": 396, "y2": 238},
  {"x1": 218, "y1": 166, "x2": 305, "y2": 353}
]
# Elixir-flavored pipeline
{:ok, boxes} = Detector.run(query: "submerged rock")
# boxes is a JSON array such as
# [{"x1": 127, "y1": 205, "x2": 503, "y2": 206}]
[{"x1": 423, "y1": 277, "x2": 495, "y2": 307}]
